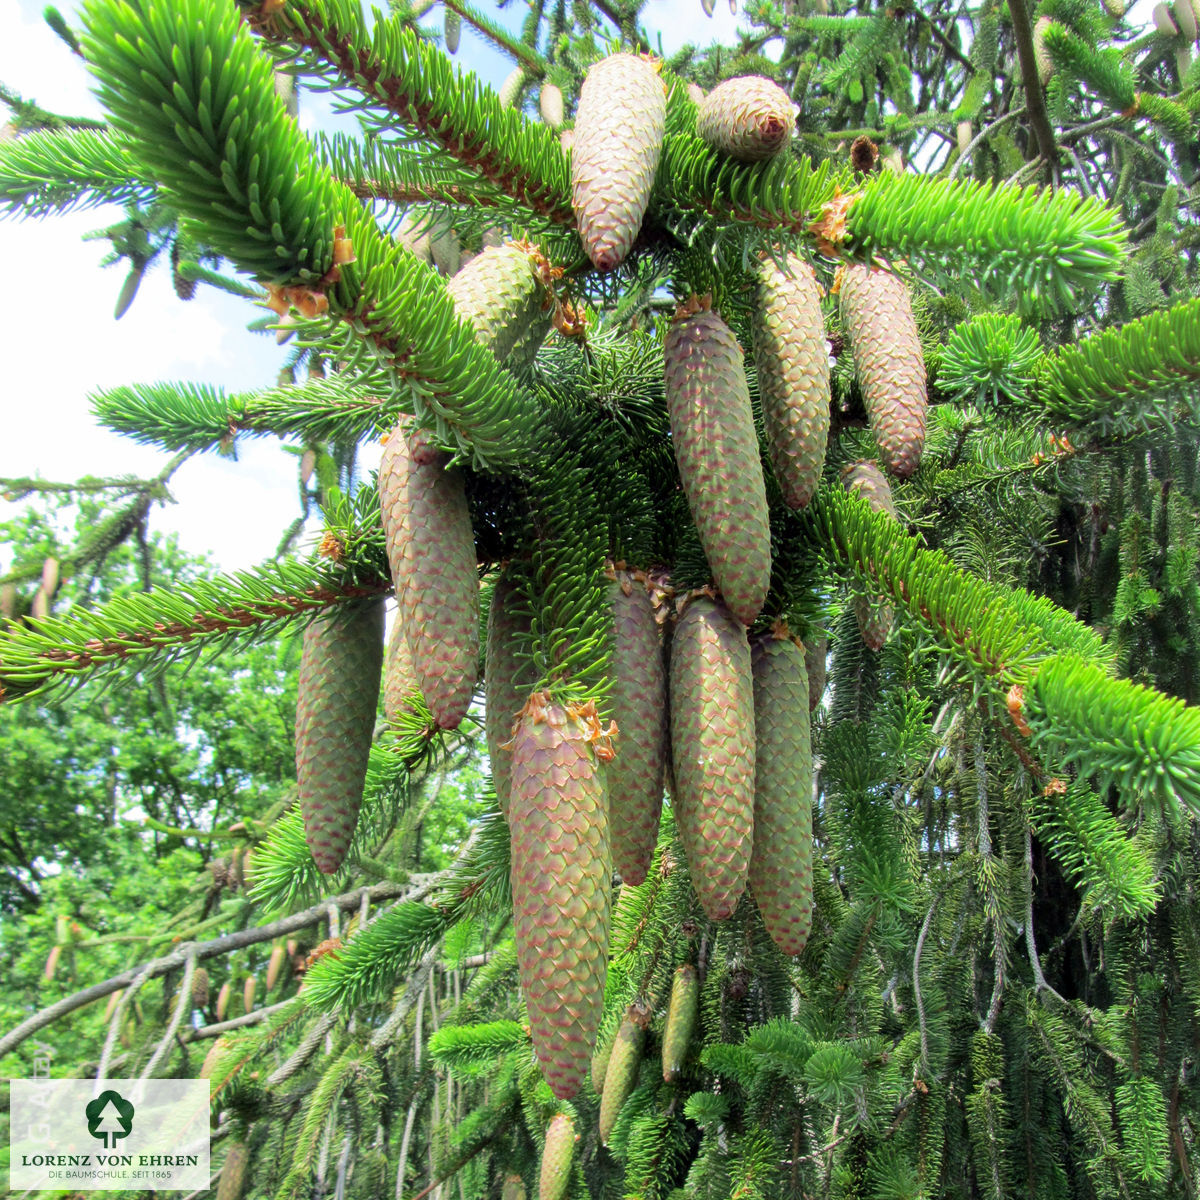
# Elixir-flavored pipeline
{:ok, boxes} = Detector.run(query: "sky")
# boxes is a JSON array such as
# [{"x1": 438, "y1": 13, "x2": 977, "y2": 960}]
[{"x1": 0, "y1": 0, "x2": 741, "y2": 574}]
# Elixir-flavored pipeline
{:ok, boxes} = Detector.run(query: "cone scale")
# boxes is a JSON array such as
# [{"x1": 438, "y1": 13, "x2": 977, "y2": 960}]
[{"x1": 508, "y1": 693, "x2": 612, "y2": 1099}]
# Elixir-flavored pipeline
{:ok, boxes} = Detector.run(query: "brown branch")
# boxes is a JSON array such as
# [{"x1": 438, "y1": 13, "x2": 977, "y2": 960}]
[
  {"x1": 1006, "y1": 0, "x2": 1059, "y2": 172},
  {"x1": 0, "y1": 881, "x2": 413, "y2": 1060},
  {"x1": 342, "y1": 178, "x2": 506, "y2": 210}
]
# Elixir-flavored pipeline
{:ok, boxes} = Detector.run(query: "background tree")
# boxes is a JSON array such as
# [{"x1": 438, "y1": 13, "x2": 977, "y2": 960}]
[{"x1": 4, "y1": 0, "x2": 1200, "y2": 1198}]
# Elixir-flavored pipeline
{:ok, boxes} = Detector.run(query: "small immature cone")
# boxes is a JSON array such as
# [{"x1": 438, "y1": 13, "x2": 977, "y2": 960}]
[
  {"x1": 669, "y1": 595, "x2": 755, "y2": 921},
  {"x1": 539, "y1": 1113, "x2": 576, "y2": 1200},
  {"x1": 446, "y1": 241, "x2": 554, "y2": 369},
  {"x1": 266, "y1": 943, "x2": 288, "y2": 993},
  {"x1": 501, "y1": 1175, "x2": 526, "y2": 1200},
  {"x1": 539, "y1": 83, "x2": 564, "y2": 129},
  {"x1": 697, "y1": 75, "x2": 796, "y2": 162},
  {"x1": 591, "y1": 1023, "x2": 617, "y2": 1094},
  {"x1": 486, "y1": 573, "x2": 530, "y2": 817},
  {"x1": 199, "y1": 1036, "x2": 228, "y2": 1080},
  {"x1": 215, "y1": 981, "x2": 231, "y2": 1022},
  {"x1": 44, "y1": 944, "x2": 61, "y2": 981},
  {"x1": 571, "y1": 53, "x2": 666, "y2": 271},
  {"x1": 498, "y1": 67, "x2": 525, "y2": 109},
  {"x1": 599, "y1": 1007, "x2": 649, "y2": 1144},
  {"x1": 216, "y1": 1140, "x2": 249, "y2": 1200},
  {"x1": 379, "y1": 421, "x2": 480, "y2": 729},
  {"x1": 191, "y1": 966, "x2": 211, "y2": 1008},
  {"x1": 839, "y1": 263, "x2": 927, "y2": 479},
  {"x1": 749, "y1": 634, "x2": 814, "y2": 957},
  {"x1": 443, "y1": 6, "x2": 460, "y2": 52},
  {"x1": 383, "y1": 616, "x2": 420, "y2": 725},
  {"x1": 609, "y1": 569, "x2": 668, "y2": 884},
  {"x1": 294, "y1": 599, "x2": 384, "y2": 873},
  {"x1": 753, "y1": 252, "x2": 830, "y2": 510},
  {"x1": 242, "y1": 976, "x2": 256, "y2": 1014},
  {"x1": 662, "y1": 964, "x2": 700, "y2": 1081},
  {"x1": 509, "y1": 694, "x2": 612, "y2": 1099},
  {"x1": 804, "y1": 634, "x2": 827, "y2": 712},
  {"x1": 664, "y1": 301, "x2": 771, "y2": 626},
  {"x1": 842, "y1": 461, "x2": 898, "y2": 650}
]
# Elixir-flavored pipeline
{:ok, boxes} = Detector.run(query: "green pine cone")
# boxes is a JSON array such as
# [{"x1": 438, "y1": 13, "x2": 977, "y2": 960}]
[
  {"x1": 591, "y1": 1021, "x2": 617, "y2": 1094},
  {"x1": 446, "y1": 241, "x2": 553, "y2": 369},
  {"x1": 839, "y1": 263, "x2": 927, "y2": 479},
  {"x1": 383, "y1": 615, "x2": 420, "y2": 726},
  {"x1": 571, "y1": 53, "x2": 666, "y2": 271},
  {"x1": 669, "y1": 594, "x2": 755, "y2": 920},
  {"x1": 843, "y1": 460, "x2": 897, "y2": 650},
  {"x1": 509, "y1": 693, "x2": 612, "y2": 1099},
  {"x1": 599, "y1": 1006, "x2": 649, "y2": 1145},
  {"x1": 216, "y1": 1140, "x2": 249, "y2": 1200},
  {"x1": 294, "y1": 598, "x2": 384, "y2": 874},
  {"x1": 753, "y1": 252, "x2": 831, "y2": 510},
  {"x1": 501, "y1": 1174, "x2": 527, "y2": 1200},
  {"x1": 662, "y1": 964, "x2": 700, "y2": 1082},
  {"x1": 539, "y1": 1113, "x2": 576, "y2": 1200},
  {"x1": 486, "y1": 572, "x2": 531, "y2": 817},
  {"x1": 609, "y1": 568, "x2": 668, "y2": 885},
  {"x1": 697, "y1": 75, "x2": 796, "y2": 162},
  {"x1": 749, "y1": 633, "x2": 814, "y2": 957},
  {"x1": 378, "y1": 420, "x2": 480, "y2": 729},
  {"x1": 443, "y1": 7, "x2": 460, "y2": 53},
  {"x1": 664, "y1": 302, "x2": 771, "y2": 626}
]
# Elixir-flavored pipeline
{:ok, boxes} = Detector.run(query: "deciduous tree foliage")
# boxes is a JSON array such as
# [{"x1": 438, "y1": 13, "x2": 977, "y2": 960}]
[{"x1": 4, "y1": 0, "x2": 1200, "y2": 1195}]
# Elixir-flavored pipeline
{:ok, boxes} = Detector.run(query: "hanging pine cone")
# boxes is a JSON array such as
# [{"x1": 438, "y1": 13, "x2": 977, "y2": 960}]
[
  {"x1": 608, "y1": 567, "x2": 668, "y2": 884},
  {"x1": 446, "y1": 241, "x2": 554, "y2": 369},
  {"x1": 485, "y1": 572, "x2": 531, "y2": 817},
  {"x1": 599, "y1": 1005, "x2": 650, "y2": 1144},
  {"x1": 842, "y1": 460, "x2": 898, "y2": 650},
  {"x1": 662, "y1": 963, "x2": 700, "y2": 1081},
  {"x1": 571, "y1": 53, "x2": 666, "y2": 271},
  {"x1": 383, "y1": 615, "x2": 420, "y2": 725},
  {"x1": 508, "y1": 693, "x2": 612, "y2": 1099},
  {"x1": 753, "y1": 252, "x2": 830, "y2": 510},
  {"x1": 839, "y1": 263, "x2": 927, "y2": 479},
  {"x1": 665, "y1": 298, "x2": 771, "y2": 626},
  {"x1": 294, "y1": 599, "x2": 384, "y2": 873},
  {"x1": 378, "y1": 421, "x2": 479, "y2": 729},
  {"x1": 697, "y1": 75, "x2": 796, "y2": 162},
  {"x1": 804, "y1": 633, "x2": 827, "y2": 712},
  {"x1": 539, "y1": 1113, "x2": 576, "y2": 1200},
  {"x1": 669, "y1": 594, "x2": 755, "y2": 921},
  {"x1": 749, "y1": 631, "x2": 814, "y2": 957},
  {"x1": 216, "y1": 1140, "x2": 249, "y2": 1200}
]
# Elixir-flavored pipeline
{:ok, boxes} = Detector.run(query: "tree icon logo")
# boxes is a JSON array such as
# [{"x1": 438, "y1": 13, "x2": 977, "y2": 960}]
[{"x1": 84, "y1": 1090, "x2": 135, "y2": 1149}]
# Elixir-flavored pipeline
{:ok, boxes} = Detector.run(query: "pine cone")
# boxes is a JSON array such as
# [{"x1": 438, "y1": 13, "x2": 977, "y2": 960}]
[
  {"x1": 378, "y1": 421, "x2": 479, "y2": 729},
  {"x1": 509, "y1": 693, "x2": 612, "y2": 1099},
  {"x1": 294, "y1": 599, "x2": 384, "y2": 873},
  {"x1": 669, "y1": 594, "x2": 755, "y2": 920},
  {"x1": 539, "y1": 1113, "x2": 576, "y2": 1200},
  {"x1": 599, "y1": 1005, "x2": 650, "y2": 1144},
  {"x1": 485, "y1": 572, "x2": 531, "y2": 817},
  {"x1": 662, "y1": 964, "x2": 700, "y2": 1081},
  {"x1": 842, "y1": 460, "x2": 898, "y2": 650},
  {"x1": 383, "y1": 615, "x2": 420, "y2": 726},
  {"x1": 749, "y1": 633, "x2": 814, "y2": 957},
  {"x1": 754, "y1": 252, "x2": 830, "y2": 509},
  {"x1": 697, "y1": 75, "x2": 795, "y2": 162},
  {"x1": 664, "y1": 300, "x2": 771, "y2": 626},
  {"x1": 608, "y1": 568, "x2": 668, "y2": 884},
  {"x1": 839, "y1": 263, "x2": 927, "y2": 479},
  {"x1": 571, "y1": 53, "x2": 666, "y2": 271}
]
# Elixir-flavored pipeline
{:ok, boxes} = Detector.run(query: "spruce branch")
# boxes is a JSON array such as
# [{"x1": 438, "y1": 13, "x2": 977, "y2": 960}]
[
  {"x1": 442, "y1": 0, "x2": 548, "y2": 75},
  {"x1": 0, "y1": 558, "x2": 388, "y2": 701},
  {"x1": 81, "y1": 0, "x2": 544, "y2": 467},
  {"x1": 238, "y1": 0, "x2": 572, "y2": 224},
  {"x1": 0, "y1": 127, "x2": 153, "y2": 216}
]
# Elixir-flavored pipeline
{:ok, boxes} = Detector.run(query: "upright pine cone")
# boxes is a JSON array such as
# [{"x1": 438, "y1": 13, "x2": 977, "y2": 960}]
[
  {"x1": 294, "y1": 599, "x2": 384, "y2": 873},
  {"x1": 839, "y1": 263, "x2": 927, "y2": 479},
  {"x1": 378, "y1": 421, "x2": 479, "y2": 729},
  {"x1": 599, "y1": 1005, "x2": 650, "y2": 1145},
  {"x1": 509, "y1": 693, "x2": 612, "y2": 1099},
  {"x1": 664, "y1": 300, "x2": 771, "y2": 626},
  {"x1": 191, "y1": 966, "x2": 210, "y2": 1008},
  {"x1": 216, "y1": 1140, "x2": 249, "y2": 1200},
  {"x1": 539, "y1": 1113, "x2": 576, "y2": 1200},
  {"x1": 669, "y1": 594, "x2": 755, "y2": 920},
  {"x1": 753, "y1": 252, "x2": 830, "y2": 509},
  {"x1": 383, "y1": 615, "x2": 420, "y2": 725},
  {"x1": 697, "y1": 75, "x2": 796, "y2": 162},
  {"x1": 571, "y1": 53, "x2": 666, "y2": 271},
  {"x1": 609, "y1": 568, "x2": 668, "y2": 884},
  {"x1": 446, "y1": 241, "x2": 554, "y2": 369},
  {"x1": 662, "y1": 964, "x2": 700, "y2": 1081},
  {"x1": 486, "y1": 572, "x2": 531, "y2": 817},
  {"x1": 843, "y1": 460, "x2": 898, "y2": 650},
  {"x1": 749, "y1": 632, "x2": 814, "y2": 957}
]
